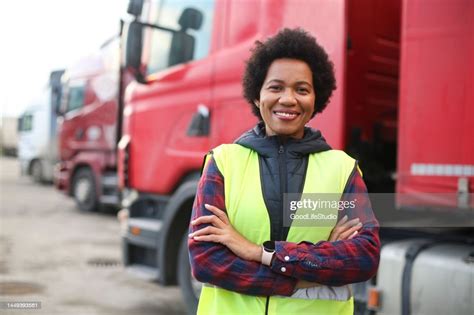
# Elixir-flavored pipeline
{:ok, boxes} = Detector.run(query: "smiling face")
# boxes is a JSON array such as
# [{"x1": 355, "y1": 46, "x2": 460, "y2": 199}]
[{"x1": 256, "y1": 58, "x2": 316, "y2": 139}]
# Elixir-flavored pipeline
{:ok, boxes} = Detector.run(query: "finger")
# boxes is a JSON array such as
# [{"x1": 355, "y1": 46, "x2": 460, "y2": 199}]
[
  {"x1": 339, "y1": 217, "x2": 360, "y2": 230},
  {"x1": 348, "y1": 231, "x2": 358, "y2": 239},
  {"x1": 191, "y1": 215, "x2": 225, "y2": 228},
  {"x1": 338, "y1": 222, "x2": 363, "y2": 240},
  {"x1": 205, "y1": 204, "x2": 230, "y2": 225},
  {"x1": 191, "y1": 215, "x2": 215, "y2": 225},
  {"x1": 328, "y1": 230, "x2": 339, "y2": 242},
  {"x1": 339, "y1": 222, "x2": 363, "y2": 239},
  {"x1": 334, "y1": 215, "x2": 348, "y2": 227},
  {"x1": 189, "y1": 226, "x2": 222, "y2": 238},
  {"x1": 193, "y1": 234, "x2": 222, "y2": 243},
  {"x1": 329, "y1": 217, "x2": 359, "y2": 241}
]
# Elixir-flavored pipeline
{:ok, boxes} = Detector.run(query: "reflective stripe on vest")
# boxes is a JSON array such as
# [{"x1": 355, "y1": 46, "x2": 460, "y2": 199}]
[{"x1": 198, "y1": 144, "x2": 356, "y2": 315}]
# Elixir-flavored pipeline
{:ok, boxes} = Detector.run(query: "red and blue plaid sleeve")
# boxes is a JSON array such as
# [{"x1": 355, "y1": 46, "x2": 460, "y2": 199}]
[
  {"x1": 188, "y1": 156, "x2": 297, "y2": 296},
  {"x1": 271, "y1": 169, "x2": 380, "y2": 286}
]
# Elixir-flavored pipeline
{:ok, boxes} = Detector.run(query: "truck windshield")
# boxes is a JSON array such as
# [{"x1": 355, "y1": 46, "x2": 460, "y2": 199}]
[
  {"x1": 144, "y1": 0, "x2": 215, "y2": 75},
  {"x1": 18, "y1": 114, "x2": 33, "y2": 132},
  {"x1": 66, "y1": 85, "x2": 85, "y2": 113}
]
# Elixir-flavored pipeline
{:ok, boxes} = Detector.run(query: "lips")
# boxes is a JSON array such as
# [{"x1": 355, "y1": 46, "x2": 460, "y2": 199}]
[{"x1": 273, "y1": 110, "x2": 300, "y2": 120}]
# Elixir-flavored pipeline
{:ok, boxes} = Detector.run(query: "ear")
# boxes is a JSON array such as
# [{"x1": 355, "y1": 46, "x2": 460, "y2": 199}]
[{"x1": 254, "y1": 100, "x2": 260, "y2": 108}]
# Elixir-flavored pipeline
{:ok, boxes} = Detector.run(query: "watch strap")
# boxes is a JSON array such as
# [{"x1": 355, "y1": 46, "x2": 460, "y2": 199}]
[{"x1": 261, "y1": 246, "x2": 275, "y2": 266}]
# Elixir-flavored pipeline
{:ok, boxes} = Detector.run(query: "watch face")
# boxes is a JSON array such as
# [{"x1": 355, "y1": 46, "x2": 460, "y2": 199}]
[{"x1": 263, "y1": 240, "x2": 275, "y2": 251}]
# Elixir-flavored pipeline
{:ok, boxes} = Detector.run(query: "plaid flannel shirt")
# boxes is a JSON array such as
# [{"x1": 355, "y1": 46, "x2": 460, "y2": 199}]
[{"x1": 188, "y1": 155, "x2": 380, "y2": 296}]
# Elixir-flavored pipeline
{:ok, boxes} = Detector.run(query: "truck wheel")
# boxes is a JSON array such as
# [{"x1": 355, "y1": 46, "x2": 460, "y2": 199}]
[
  {"x1": 178, "y1": 233, "x2": 201, "y2": 315},
  {"x1": 72, "y1": 168, "x2": 98, "y2": 212},
  {"x1": 31, "y1": 160, "x2": 43, "y2": 183}
]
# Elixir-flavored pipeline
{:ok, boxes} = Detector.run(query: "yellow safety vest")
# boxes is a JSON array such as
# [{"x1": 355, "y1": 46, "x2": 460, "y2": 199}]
[{"x1": 197, "y1": 144, "x2": 356, "y2": 315}]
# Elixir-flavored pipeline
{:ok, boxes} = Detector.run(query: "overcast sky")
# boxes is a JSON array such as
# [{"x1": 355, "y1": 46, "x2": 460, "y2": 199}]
[{"x1": 0, "y1": 0, "x2": 127, "y2": 118}]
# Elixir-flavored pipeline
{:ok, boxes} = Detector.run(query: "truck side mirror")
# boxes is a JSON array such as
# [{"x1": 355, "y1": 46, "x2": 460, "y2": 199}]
[
  {"x1": 127, "y1": 0, "x2": 143, "y2": 17},
  {"x1": 55, "y1": 85, "x2": 68, "y2": 116},
  {"x1": 125, "y1": 21, "x2": 144, "y2": 79},
  {"x1": 52, "y1": 86, "x2": 63, "y2": 116},
  {"x1": 17, "y1": 116, "x2": 23, "y2": 132},
  {"x1": 55, "y1": 99, "x2": 65, "y2": 116},
  {"x1": 55, "y1": 105, "x2": 65, "y2": 116}
]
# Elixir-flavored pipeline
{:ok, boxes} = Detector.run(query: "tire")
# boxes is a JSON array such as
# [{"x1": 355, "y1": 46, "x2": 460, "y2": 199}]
[
  {"x1": 31, "y1": 160, "x2": 43, "y2": 183},
  {"x1": 178, "y1": 233, "x2": 201, "y2": 315},
  {"x1": 72, "y1": 167, "x2": 99, "y2": 212}
]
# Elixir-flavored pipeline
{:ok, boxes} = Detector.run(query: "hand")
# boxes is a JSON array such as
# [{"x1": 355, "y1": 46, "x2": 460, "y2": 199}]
[
  {"x1": 328, "y1": 215, "x2": 362, "y2": 242},
  {"x1": 189, "y1": 204, "x2": 262, "y2": 262},
  {"x1": 294, "y1": 217, "x2": 361, "y2": 289}
]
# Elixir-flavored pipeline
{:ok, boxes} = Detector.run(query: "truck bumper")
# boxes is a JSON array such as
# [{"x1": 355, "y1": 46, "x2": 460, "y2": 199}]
[
  {"x1": 122, "y1": 216, "x2": 164, "y2": 281},
  {"x1": 118, "y1": 190, "x2": 166, "y2": 282},
  {"x1": 54, "y1": 162, "x2": 70, "y2": 193}
]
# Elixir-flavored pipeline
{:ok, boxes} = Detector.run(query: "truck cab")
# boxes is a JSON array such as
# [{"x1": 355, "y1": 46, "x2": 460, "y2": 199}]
[
  {"x1": 55, "y1": 39, "x2": 120, "y2": 212},
  {"x1": 118, "y1": 0, "x2": 473, "y2": 314},
  {"x1": 18, "y1": 70, "x2": 64, "y2": 183}
]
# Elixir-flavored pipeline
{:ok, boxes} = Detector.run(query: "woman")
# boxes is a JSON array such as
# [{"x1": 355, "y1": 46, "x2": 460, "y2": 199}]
[{"x1": 188, "y1": 28, "x2": 380, "y2": 314}]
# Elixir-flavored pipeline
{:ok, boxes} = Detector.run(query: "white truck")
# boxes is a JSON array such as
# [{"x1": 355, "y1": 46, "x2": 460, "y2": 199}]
[
  {"x1": 18, "y1": 70, "x2": 64, "y2": 183},
  {"x1": 0, "y1": 116, "x2": 18, "y2": 156}
]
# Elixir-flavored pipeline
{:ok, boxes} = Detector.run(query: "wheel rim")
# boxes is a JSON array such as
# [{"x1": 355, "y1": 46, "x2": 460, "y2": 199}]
[{"x1": 74, "y1": 178, "x2": 91, "y2": 204}]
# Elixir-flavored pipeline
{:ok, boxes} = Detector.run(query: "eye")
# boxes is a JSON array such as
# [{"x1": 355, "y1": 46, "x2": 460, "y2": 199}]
[
  {"x1": 297, "y1": 87, "x2": 310, "y2": 94},
  {"x1": 268, "y1": 85, "x2": 282, "y2": 92}
]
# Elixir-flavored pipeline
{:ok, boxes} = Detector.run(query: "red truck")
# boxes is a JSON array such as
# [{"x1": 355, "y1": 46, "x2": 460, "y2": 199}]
[
  {"x1": 55, "y1": 38, "x2": 121, "y2": 212},
  {"x1": 118, "y1": 0, "x2": 473, "y2": 314}
]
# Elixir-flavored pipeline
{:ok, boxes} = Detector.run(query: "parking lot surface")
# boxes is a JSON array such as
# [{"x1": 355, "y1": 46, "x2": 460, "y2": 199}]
[{"x1": 0, "y1": 157, "x2": 186, "y2": 315}]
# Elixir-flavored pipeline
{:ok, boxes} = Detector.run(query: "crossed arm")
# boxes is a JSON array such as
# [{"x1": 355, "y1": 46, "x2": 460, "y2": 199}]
[{"x1": 188, "y1": 157, "x2": 380, "y2": 296}]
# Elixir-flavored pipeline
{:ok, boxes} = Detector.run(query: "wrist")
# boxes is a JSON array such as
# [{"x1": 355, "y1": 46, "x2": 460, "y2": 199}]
[
  {"x1": 253, "y1": 244, "x2": 263, "y2": 262},
  {"x1": 261, "y1": 240, "x2": 276, "y2": 266}
]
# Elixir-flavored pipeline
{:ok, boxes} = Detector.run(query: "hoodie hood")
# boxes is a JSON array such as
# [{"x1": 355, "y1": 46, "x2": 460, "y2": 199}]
[{"x1": 235, "y1": 122, "x2": 331, "y2": 157}]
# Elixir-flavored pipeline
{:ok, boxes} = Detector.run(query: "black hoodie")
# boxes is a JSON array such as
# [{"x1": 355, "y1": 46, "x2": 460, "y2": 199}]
[{"x1": 235, "y1": 122, "x2": 331, "y2": 241}]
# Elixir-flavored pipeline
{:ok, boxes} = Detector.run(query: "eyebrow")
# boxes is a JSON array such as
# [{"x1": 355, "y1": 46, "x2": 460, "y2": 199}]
[{"x1": 265, "y1": 79, "x2": 313, "y2": 87}]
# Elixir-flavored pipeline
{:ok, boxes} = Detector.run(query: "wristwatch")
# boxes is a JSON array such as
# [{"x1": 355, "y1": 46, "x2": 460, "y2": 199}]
[{"x1": 261, "y1": 240, "x2": 275, "y2": 266}]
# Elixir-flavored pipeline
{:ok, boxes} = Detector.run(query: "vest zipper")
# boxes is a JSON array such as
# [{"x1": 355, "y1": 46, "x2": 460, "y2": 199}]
[
  {"x1": 277, "y1": 144, "x2": 287, "y2": 240},
  {"x1": 265, "y1": 143, "x2": 287, "y2": 315}
]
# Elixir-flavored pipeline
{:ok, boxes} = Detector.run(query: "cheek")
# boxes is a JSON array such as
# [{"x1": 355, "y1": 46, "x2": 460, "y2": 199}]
[
  {"x1": 259, "y1": 94, "x2": 273, "y2": 106},
  {"x1": 307, "y1": 104, "x2": 316, "y2": 117},
  {"x1": 305, "y1": 97, "x2": 316, "y2": 116},
  {"x1": 299, "y1": 98, "x2": 314, "y2": 114},
  {"x1": 259, "y1": 98, "x2": 275, "y2": 113}
]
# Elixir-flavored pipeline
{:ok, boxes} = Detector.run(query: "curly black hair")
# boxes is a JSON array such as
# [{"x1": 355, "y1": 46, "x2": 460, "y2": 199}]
[{"x1": 242, "y1": 28, "x2": 336, "y2": 120}]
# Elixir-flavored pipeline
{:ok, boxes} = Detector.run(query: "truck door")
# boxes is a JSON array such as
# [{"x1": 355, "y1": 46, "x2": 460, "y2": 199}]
[
  {"x1": 397, "y1": 0, "x2": 474, "y2": 207},
  {"x1": 212, "y1": 0, "x2": 348, "y2": 148},
  {"x1": 18, "y1": 112, "x2": 35, "y2": 170},
  {"x1": 128, "y1": 0, "x2": 216, "y2": 193},
  {"x1": 58, "y1": 79, "x2": 87, "y2": 162}
]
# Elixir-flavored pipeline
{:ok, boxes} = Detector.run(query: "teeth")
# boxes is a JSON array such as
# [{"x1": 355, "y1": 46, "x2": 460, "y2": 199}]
[{"x1": 275, "y1": 111, "x2": 297, "y2": 117}]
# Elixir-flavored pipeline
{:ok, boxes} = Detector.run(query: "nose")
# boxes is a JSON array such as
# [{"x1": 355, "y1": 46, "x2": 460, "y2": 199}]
[{"x1": 279, "y1": 88, "x2": 297, "y2": 106}]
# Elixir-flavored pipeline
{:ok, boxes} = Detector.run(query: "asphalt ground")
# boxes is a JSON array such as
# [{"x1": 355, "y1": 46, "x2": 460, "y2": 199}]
[{"x1": 0, "y1": 156, "x2": 186, "y2": 315}]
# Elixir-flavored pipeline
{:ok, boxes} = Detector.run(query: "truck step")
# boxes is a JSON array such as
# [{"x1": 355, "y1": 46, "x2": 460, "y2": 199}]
[
  {"x1": 100, "y1": 195, "x2": 119, "y2": 205},
  {"x1": 125, "y1": 218, "x2": 162, "y2": 248},
  {"x1": 126, "y1": 264, "x2": 159, "y2": 281},
  {"x1": 102, "y1": 173, "x2": 118, "y2": 188},
  {"x1": 129, "y1": 218, "x2": 162, "y2": 232}
]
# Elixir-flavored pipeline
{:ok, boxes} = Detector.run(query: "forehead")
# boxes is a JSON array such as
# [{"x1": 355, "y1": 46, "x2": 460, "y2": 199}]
[{"x1": 264, "y1": 58, "x2": 313, "y2": 84}]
